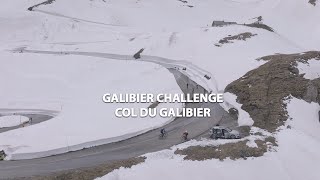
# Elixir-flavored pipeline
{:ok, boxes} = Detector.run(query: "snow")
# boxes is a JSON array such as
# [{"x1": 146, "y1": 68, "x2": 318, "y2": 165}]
[
  {"x1": 222, "y1": 92, "x2": 254, "y2": 126},
  {"x1": 1, "y1": 0, "x2": 304, "y2": 91},
  {"x1": 97, "y1": 98, "x2": 320, "y2": 180},
  {"x1": 286, "y1": 97, "x2": 320, "y2": 141},
  {"x1": 0, "y1": 52, "x2": 183, "y2": 160},
  {"x1": 0, "y1": 0, "x2": 319, "y2": 173},
  {"x1": 0, "y1": 115, "x2": 29, "y2": 128},
  {"x1": 297, "y1": 59, "x2": 320, "y2": 80},
  {"x1": 246, "y1": 139, "x2": 258, "y2": 148}
]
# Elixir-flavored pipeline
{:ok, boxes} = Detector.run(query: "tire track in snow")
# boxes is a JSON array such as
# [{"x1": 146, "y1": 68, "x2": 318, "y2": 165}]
[{"x1": 33, "y1": 10, "x2": 127, "y2": 27}]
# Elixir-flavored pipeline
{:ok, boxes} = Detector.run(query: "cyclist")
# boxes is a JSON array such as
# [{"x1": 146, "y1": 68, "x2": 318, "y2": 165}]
[
  {"x1": 182, "y1": 130, "x2": 189, "y2": 141},
  {"x1": 160, "y1": 128, "x2": 166, "y2": 138}
]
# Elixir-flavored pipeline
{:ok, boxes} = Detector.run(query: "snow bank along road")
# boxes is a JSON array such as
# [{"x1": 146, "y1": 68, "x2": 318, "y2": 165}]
[
  {"x1": 16, "y1": 49, "x2": 218, "y2": 94},
  {"x1": 0, "y1": 51, "x2": 233, "y2": 179},
  {"x1": 0, "y1": 109, "x2": 57, "y2": 134}
]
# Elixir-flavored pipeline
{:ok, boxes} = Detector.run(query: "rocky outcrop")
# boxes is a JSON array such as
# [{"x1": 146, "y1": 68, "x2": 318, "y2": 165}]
[
  {"x1": 215, "y1": 32, "x2": 257, "y2": 47},
  {"x1": 225, "y1": 51, "x2": 320, "y2": 132},
  {"x1": 303, "y1": 81, "x2": 318, "y2": 103},
  {"x1": 0, "y1": 150, "x2": 6, "y2": 161},
  {"x1": 175, "y1": 136, "x2": 277, "y2": 161},
  {"x1": 244, "y1": 23, "x2": 274, "y2": 32},
  {"x1": 309, "y1": 0, "x2": 317, "y2": 6}
]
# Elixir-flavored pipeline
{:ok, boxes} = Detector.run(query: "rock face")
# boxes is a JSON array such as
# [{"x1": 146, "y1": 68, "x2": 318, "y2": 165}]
[
  {"x1": 228, "y1": 107, "x2": 239, "y2": 120},
  {"x1": 309, "y1": 0, "x2": 317, "y2": 6},
  {"x1": 175, "y1": 136, "x2": 277, "y2": 161},
  {"x1": 244, "y1": 23, "x2": 274, "y2": 32},
  {"x1": 303, "y1": 81, "x2": 318, "y2": 103},
  {"x1": 225, "y1": 51, "x2": 320, "y2": 132},
  {"x1": 0, "y1": 150, "x2": 5, "y2": 161},
  {"x1": 216, "y1": 32, "x2": 257, "y2": 46},
  {"x1": 311, "y1": 78, "x2": 320, "y2": 104}
]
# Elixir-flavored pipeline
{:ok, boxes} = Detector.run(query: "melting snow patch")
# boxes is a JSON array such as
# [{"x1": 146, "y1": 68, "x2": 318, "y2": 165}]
[
  {"x1": 246, "y1": 140, "x2": 258, "y2": 148},
  {"x1": 297, "y1": 59, "x2": 320, "y2": 80}
]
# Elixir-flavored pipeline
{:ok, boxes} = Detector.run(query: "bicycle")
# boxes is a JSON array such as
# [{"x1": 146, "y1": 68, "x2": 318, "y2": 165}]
[
  {"x1": 159, "y1": 131, "x2": 168, "y2": 139},
  {"x1": 181, "y1": 133, "x2": 188, "y2": 142}
]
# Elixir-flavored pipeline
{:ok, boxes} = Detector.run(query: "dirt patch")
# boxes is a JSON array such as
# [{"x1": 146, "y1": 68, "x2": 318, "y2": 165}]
[
  {"x1": 215, "y1": 32, "x2": 257, "y2": 47},
  {"x1": 14, "y1": 157, "x2": 145, "y2": 180},
  {"x1": 175, "y1": 136, "x2": 276, "y2": 161},
  {"x1": 225, "y1": 51, "x2": 320, "y2": 132}
]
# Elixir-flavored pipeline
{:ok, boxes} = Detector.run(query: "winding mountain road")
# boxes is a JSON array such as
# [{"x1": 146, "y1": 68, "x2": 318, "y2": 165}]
[
  {"x1": 0, "y1": 51, "x2": 235, "y2": 179},
  {"x1": 16, "y1": 49, "x2": 218, "y2": 93},
  {"x1": 0, "y1": 109, "x2": 58, "y2": 134}
]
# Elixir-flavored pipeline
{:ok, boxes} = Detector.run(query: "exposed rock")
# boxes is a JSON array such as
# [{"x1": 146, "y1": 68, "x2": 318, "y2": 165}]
[
  {"x1": 303, "y1": 81, "x2": 318, "y2": 103},
  {"x1": 237, "y1": 126, "x2": 251, "y2": 137},
  {"x1": 257, "y1": 16, "x2": 263, "y2": 22},
  {"x1": 175, "y1": 136, "x2": 276, "y2": 161},
  {"x1": 309, "y1": 0, "x2": 317, "y2": 6},
  {"x1": 225, "y1": 51, "x2": 320, "y2": 132},
  {"x1": 311, "y1": 78, "x2": 320, "y2": 104},
  {"x1": 228, "y1": 107, "x2": 239, "y2": 120},
  {"x1": 216, "y1": 32, "x2": 257, "y2": 46},
  {"x1": 178, "y1": 0, "x2": 188, "y2": 3},
  {"x1": 244, "y1": 23, "x2": 274, "y2": 32},
  {"x1": 0, "y1": 150, "x2": 6, "y2": 161}
]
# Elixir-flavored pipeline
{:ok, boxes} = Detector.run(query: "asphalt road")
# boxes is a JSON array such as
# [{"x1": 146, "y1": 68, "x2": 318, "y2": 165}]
[
  {"x1": 0, "y1": 109, "x2": 57, "y2": 134},
  {"x1": 0, "y1": 52, "x2": 235, "y2": 179}
]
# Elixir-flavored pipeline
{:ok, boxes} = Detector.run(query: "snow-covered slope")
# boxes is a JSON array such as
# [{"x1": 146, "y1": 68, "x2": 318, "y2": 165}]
[
  {"x1": 97, "y1": 98, "x2": 320, "y2": 180},
  {"x1": 297, "y1": 59, "x2": 320, "y2": 80},
  {"x1": 0, "y1": 0, "x2": 184, "y2": 159},
  {"x1": 4, "y1": 0, "x2": 313, "y2": 90},
  {"x1": 0, "y1": 0, "x2": 319, "y2": 178},
  {"x1": 0, "y1": 115, "x2": 29, "y2": 128},
  {"x1": 0, "y1": 51, "x2": 183, "y2": 160}
]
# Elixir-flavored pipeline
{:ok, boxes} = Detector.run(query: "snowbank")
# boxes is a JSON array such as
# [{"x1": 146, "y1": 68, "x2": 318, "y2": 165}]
[
  {"x1": 0, "y1": 115, "x2": 29, "y2": 128},
  {"x1": 221, "y1": 92, "x2": 254, "y2": 126},
  {"x1": 96, "y1": 98, "x2": 320, "y2": 180},
  {"x1": 286, "y1": 97, "x2": 320, "y2": 140},
  {"x1": 297, "y1": 59, "x2": 320, "y2": 80},
  {"x1": 0, "y1": 52, "x2": 183, "y2": 160}
]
